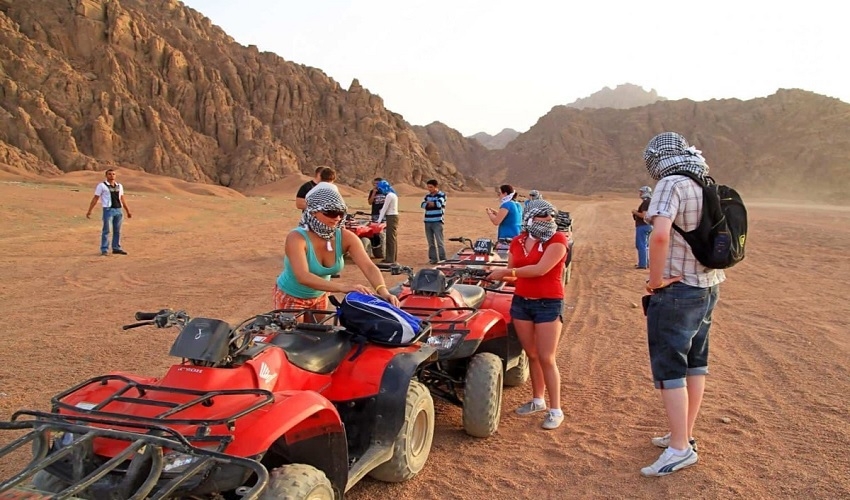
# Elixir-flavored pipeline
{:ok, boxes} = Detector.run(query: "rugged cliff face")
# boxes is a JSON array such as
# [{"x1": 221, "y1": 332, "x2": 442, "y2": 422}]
[{"x1": 0, "y1": 0, "x2": 474, "y2": 190}]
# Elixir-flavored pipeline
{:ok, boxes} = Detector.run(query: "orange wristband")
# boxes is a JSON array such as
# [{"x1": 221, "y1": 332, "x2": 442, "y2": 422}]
[{"x1": 511, "y1": 268, "x2": 517, "y2": 278}]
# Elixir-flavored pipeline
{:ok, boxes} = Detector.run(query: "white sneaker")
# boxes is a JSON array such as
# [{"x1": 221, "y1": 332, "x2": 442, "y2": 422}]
[
  {"x1": 640, "y1": 447, "x2": 699, "y2": 477},
  {"x1": 651, "y1": 432, "x2": 698, "y2": 452},
  {"x1": 541, "y1": 411, "x2": 564, "y2": 430},
  {"x1": 515, "y1": 401, "x2": 546, "y2": 415}
]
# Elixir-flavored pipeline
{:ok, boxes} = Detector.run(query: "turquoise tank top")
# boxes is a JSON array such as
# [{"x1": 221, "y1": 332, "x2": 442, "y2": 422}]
[{"x1": 276, "y1": 228, "x2": 344, "y2": 298}]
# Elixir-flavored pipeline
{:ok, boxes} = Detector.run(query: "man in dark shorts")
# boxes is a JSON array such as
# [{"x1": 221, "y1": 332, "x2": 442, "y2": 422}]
[{"x1": 640, "y1": 132, "x2": 725, "y2": 477}]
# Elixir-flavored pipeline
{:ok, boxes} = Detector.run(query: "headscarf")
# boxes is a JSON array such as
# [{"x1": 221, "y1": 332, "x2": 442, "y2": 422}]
[
  {"x1": 639, "y1": 186, "x2": 653, "y2": 199},
  {"x1": 528, "y1": 190, "x2": 541, "y2": 200},
  {"x1": 523, "y1": 200, "x2": 558, "y2": 245},
  {"x1": 643, "y1": 132, "x2": 709, "y2": 181},
  {"x1": 376, "y1": 180, "x2": 396, "y2": 195},
  {"x1": 300, "y1": 186, "x2": 347, "y2": 250}
]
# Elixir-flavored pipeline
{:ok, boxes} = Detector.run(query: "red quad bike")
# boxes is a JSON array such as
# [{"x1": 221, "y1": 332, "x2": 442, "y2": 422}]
[
  {"x1": 383, "y1": 264, "x2": 529, "y2": 438},
  {"x1": 0, "y1": 308, "x2": 436, "y2": 499},
  {"x1": 443, "y1": 236, "x2": 508, "y2": 265},
  {"x1": 344, "y1": 211, "x2": 386, "y2": 259}
]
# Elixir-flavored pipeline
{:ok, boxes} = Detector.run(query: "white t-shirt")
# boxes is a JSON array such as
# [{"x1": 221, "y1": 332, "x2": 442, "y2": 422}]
[
  {"x1": 94, "y1": 182, "x2": 124, "y2": 208},
  {"x1": 378, "y1": 192, "x2": 399, "y2": 220}
]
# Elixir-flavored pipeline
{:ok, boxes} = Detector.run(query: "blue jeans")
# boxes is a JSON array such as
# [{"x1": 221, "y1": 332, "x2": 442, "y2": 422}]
[
  {"x1": 635, "y1": 225, "x2": 651, "y2": 267},
  {"x1": 424, "y1": 222, "x2": 446, "y2": 262},
  {"x1": 101, "y1": 208, "x2": 124, "y2": 252},
  {"x1": 645, "y1": 282, "x2": 720, "y2": 389},
  {"x1": 510, "y1": 296, "x2": 564, "y2": 324}
]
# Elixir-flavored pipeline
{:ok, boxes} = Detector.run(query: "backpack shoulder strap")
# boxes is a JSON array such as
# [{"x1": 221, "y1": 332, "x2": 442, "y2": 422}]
[{"x1": 664, "y1": 170, "x2": 710, "y2": 187}]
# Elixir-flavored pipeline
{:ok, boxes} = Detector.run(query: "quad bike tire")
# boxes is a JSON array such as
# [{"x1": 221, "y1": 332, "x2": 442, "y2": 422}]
[
  {"x1": 562, "y1": 263, "x2": 572, "y2": 286},
  {"x1": 504, "y1": 349, "x2": 530, "y2": 387},
  {"x1": 260, "y1": 463, "x2": 334, "y2": 500},
  {"x1": 360, "y1": 237, "x2": 372, "y2": 257},
  {"x1": 368, "y1": 380, "x2": 434, "y2": 482},
  {"x1": 31, "y1": 470, "x2": 69, "y2": 493},
  {"x1": 462, "y1": 352, "x2": 504, "y2": 438}
]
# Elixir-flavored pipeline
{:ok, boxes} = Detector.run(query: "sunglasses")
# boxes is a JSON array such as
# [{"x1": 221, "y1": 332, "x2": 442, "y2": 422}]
[{"x1": 320, "y1": 210, "x2": 346, "y2": 218}]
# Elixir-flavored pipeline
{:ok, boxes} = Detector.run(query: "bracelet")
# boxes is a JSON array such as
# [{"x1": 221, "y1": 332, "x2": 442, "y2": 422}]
[
  {"x1": 511, "y1": 268, "x2": 517, "y2": 278},
  {"x1": 646, "y1": 281, "x2": 664, "y2": 290},
  {"x1": 375, "y1": 284, "x2": 388, "y2": 294}
]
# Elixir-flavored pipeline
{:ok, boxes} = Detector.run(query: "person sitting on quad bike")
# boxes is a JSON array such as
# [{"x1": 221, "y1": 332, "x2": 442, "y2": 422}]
[
  {"x1": 487, "y1": 200, "x2": 568, "y2": 431},
  {"x1": 486, "y1": 184, "x2": 523, "y2": 241},
  {"x1": 274, "y1": 186, "x2": 400, "y2": 311}
]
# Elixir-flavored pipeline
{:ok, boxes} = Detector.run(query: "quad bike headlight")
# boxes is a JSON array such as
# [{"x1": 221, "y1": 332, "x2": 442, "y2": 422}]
[
  {"x1": 426, "y1": 333, "x2": 463, "y2": 352},
  {"x1": 162, "y1": 446, "x2": 219, "y2": 473}
]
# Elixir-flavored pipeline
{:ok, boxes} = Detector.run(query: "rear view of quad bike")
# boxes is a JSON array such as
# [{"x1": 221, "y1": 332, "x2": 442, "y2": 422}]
[
  {"x1": 0, "y1": 307, "x2": 437, "y2": 499},
  {"x1": 344, "y1": 211, "x2": 386, "y2": 259},
  {"x1": 442, "y1": 236, "x2": 507, "y2": 265},
  {"x1": 384, "y1": 264, "x2": 527, "y2": 438}
]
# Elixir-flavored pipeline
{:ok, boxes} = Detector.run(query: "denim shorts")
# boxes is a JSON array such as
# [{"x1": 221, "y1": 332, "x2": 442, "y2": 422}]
[
  {"x1": 646, "y1": 282, "x2": 720, "y2": 389},
  {"x1": 510, "y1": 295, "x2": 563, "y2": 324}
]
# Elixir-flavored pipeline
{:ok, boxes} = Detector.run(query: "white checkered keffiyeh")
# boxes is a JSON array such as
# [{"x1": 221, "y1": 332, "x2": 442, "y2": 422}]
[
  {"x1": 643, "y1": 132, "x2": 709, "y2": 181},
  {"x1": 300, "y1": 187, "x2": 347, "y2": 244},
  {"x1": 523, "y1": 200, "x2": 558, "y2": 243}
]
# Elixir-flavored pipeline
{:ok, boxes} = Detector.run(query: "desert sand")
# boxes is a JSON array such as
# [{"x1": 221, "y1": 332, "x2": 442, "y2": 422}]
[{"x1": 0, "y1": 171, "x2": 848, "y2": 499}]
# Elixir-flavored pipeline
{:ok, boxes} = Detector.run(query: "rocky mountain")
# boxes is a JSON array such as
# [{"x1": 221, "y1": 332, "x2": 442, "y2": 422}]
[
  {"x1": 468, "y1": 128, "x2": 520, "y2": 150},
  {"x1": 0, "y1": 0, "x2": 475, "y2": 191},
  {"x1": 567, "y1": 83, "x2": 666, "y2": 110},
  {"x1": 412, "y1": 122, "x2": 492, "y2": 181},
  {"x1": 485, "y1": 90, "x2": 850, "y2": 201}
]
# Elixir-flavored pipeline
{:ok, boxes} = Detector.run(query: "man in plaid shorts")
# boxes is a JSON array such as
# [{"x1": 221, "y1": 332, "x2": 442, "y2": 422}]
[{"x1": 639, "y1": 132, "x2": 725, "y2": 476}]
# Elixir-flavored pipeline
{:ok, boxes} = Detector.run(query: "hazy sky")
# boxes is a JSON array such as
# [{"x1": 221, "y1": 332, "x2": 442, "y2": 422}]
[{"x1": 180, "y1": 0, "x2": 848, "y2": 136}]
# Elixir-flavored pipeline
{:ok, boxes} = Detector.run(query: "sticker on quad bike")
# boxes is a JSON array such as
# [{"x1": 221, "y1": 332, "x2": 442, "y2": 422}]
[{"x1": 473, "y1": 238, "x2": 494, "y2": 254}]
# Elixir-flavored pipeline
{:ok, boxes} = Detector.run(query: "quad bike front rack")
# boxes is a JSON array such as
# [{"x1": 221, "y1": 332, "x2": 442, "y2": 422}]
[{"x1": 0, "y1": 412, "x2": 269, "y2": 499}]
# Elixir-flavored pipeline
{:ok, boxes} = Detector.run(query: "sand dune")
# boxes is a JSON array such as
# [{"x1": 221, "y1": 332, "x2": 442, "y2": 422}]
[{"x1": 0, "y1": 177, "x2": 847, "y2": 498}]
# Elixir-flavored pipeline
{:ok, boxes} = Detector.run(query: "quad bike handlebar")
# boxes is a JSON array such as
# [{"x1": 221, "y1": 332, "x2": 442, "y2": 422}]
[
  {"x1": 448, "y1": 236, "x2": 474, "y2": 248},
  {"x1": 122, "y1": 309, "x2": 189, "y2": 330}
]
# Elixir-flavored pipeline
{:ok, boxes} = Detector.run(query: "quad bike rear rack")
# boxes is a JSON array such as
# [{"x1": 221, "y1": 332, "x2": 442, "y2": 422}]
[
  {"x1": 50, "y1": 374, "x2": 274, "y2": 429},
  {"x1": 0, "y1": 412, "x2": 269, "y2": 499}
]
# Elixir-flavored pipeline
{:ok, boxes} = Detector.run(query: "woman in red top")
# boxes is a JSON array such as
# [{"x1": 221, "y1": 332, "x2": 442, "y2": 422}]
[{"x1": 488, "y1": 201, "x2": 568, "y2": 430}]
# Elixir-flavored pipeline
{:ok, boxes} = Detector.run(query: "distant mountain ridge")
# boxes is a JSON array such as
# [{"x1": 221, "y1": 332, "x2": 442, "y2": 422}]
[
  {"x1": 566, "y1": 83, "x2": 666, "y2": 110},
  {"x1": 467, "y1": 128, "x2": 520, "y2": 150}
]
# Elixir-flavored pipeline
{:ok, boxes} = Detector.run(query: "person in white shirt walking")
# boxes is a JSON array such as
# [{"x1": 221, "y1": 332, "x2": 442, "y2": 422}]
[
  {"x1": 86, "y1": 169, "x2": 132, "y2": 256},
  {"x1": 376, "y1": 180, "x2": 399, "y2": 264}
]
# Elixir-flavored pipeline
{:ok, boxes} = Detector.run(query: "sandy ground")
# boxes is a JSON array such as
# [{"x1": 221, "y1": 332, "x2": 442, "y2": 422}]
[{"x1": 0, "y1": 172, "x2": 848, "y2": 499}]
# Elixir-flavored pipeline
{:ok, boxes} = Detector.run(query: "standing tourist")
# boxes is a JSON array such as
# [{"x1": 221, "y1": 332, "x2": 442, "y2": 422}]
[
  {"x1": 86, "y1": 169, "x2": 132, "y2": 256},
  {"x1": 421, "y1": 179, "x2": 447, "y2": 264},
  {"x1": 295, "y1": 167, "x2": 324, "y2": 210},
  {"x1": 632, "y1": 186, "x2": 653, "y2": 269},
  {"x1": 639, "y1": 131, "x2": 724, "y2": 476},
  {"x1": 487, "y1": 201, "x2": 568, "y2": 430},
  {"x1": 368, "y1": 177, "x2": 386, "y2": 221},
  {"x1": 376, "y1": 180, "x2": 399, "y2": 264},
  {"x1": 486, "y1": 184, "x2": 522, "y2": 240}
]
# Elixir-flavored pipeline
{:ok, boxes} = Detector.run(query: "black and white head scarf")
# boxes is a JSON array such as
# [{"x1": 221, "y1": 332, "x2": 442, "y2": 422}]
[
  {"x1": 524, "y1": 200, "x2": 558, "y2": 246},
  {"x1": 643, "y1": 132, "x2": 709, "y2": 181},
  {"x1": 300, "y1": 187, "x2": 347, "y2": 250}
]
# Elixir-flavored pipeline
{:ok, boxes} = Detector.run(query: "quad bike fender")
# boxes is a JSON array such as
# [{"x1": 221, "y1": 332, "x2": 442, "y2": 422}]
[
  {"x1": 477, "y1": 322, "x2": 524, "y2": 371},
  {"x1": 227, "y1": 390, "x2": 344, "y2": 455},
  {"x1": 370, "y1": 348, "x2": 437, "y2": 447},
  {"x1": 469, "y1": 309, "x2": 508, "y2": 343},
  {"x1": 479, "y1": 292, "x2": 513, "y2": 322}
]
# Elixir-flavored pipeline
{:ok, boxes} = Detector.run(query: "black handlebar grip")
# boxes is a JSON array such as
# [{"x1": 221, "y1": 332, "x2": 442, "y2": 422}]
[
  {"x1": 123, "y1": 321, "x2": 152, "y2": 330},
  {"x1": 448, "y1": 237, "x2": 463, "y2": 242},
  {"x1": 135, "y1": 311, "x2": 159, "y2": 321}
]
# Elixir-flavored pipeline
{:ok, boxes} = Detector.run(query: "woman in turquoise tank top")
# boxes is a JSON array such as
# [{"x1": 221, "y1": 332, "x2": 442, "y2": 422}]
[{"x1": 274, "y1": 186, "x2": 399, "y2": 311}]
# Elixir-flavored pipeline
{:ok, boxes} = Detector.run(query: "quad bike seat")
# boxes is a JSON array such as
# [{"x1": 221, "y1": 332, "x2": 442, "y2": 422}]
[
  {"x1": 269, "y1": 329, "x2": 352, "y2": 374},
  {"x1": 452, "y1": 284, "x2": 486, "y2": 309}
]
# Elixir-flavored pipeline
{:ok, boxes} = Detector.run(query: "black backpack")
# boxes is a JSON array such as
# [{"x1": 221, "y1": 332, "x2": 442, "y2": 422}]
[{"x1": 667, "y1": 171, "x2": 747, "y2": 269}]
